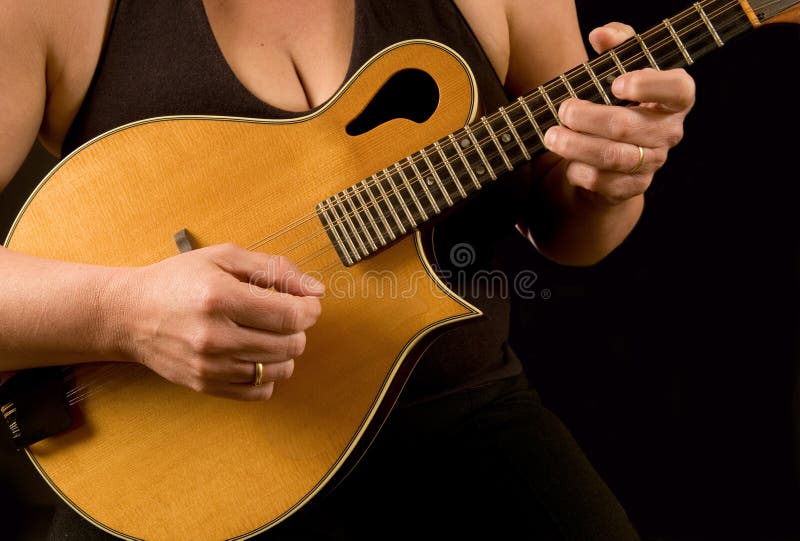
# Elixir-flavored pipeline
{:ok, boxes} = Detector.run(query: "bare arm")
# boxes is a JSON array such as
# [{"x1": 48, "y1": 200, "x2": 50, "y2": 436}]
[
  {"x1": 0, "y1": 4, "x2": 322, "y2": 400},
  {"x1": 502, "y1": 0, "x2": 695, "y2": 265}
]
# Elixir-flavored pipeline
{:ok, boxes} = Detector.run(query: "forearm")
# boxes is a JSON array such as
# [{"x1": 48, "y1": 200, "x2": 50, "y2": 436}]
[
  {"x1": 0, "y1": 245, "x2": 123, "y2": 370},
  {"x1": 524, "y1": 156, "x2": 643, "y2": 266}
]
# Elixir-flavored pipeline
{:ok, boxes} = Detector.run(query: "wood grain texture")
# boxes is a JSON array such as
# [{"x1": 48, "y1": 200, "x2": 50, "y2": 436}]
[{"x1": 5, "y1": 41, "x2": 481, "y2": 540}]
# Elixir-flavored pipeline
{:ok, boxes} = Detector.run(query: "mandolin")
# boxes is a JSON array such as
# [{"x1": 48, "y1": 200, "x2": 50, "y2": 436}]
[{"x1": 2, "y1": 1, "x2": 799, "y2": 539}]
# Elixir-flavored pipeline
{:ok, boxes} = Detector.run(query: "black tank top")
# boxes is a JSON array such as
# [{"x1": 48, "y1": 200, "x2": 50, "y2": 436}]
[{"x1": 63, "y1": 0, "x2": 528, "y2": 401}]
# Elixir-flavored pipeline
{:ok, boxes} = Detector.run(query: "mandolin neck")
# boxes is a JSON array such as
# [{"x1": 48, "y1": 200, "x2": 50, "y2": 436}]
[{"x1": 318, "y1": 0, "x2": 797, "y2": 267}]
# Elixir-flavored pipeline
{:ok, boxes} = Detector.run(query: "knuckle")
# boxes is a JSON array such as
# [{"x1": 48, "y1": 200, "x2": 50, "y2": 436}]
[
  {"x1": 189, "y1": 377, "x2": 208, "y2": 394},
  {"x1": 569, "y1": 162, "x2": 600, "y2": 190},
  {"x1": 666, "y1": 125, "x2": 684, "y2": 148},
  {"x1": 607, "y1": 114, "x2": 634, "y2": 141},
  {"x1": 189, "y1": 326, "x2": 218, "y2": 355},
  {"x1": 284, "y1": 359, "x2": 295, "y2": 379},
  {"x1": 653, "y1": 148, "x2": 669, "y2": 169},
  {"x1": 190, "y1": 357, "x2": 212, "y2": 379},
  {"x1": 261, "y1": 382, "x2": 275, "y2": 401},
  {"x1": 600, "y1": 144, "x2": 625, "y2": 170},
  {"x1": 196, "y1": 283, "x2": 224, "y2": 315},
  {"x1": 271, "y1": 254, "x2": 290, "y2": 276},
  {"x1": 287, "y1": 304, "x2": 303, "y2": 332},
  {"x1": 286, "y1": 332, "x2": 307, "y2": 358},
  {"x1": 307, "y1": 298, "x2": 322, "y2": 324},
  {"x1": 678, "y1": 72, "x2": 696, "y2": 101},
  {"x1": 213, "y1": 242, "x2": 238, "y2": 258}
]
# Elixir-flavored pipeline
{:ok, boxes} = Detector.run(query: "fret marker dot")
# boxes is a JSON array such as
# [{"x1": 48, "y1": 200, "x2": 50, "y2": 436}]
[
  {"x1": 476, "y1": 166, "x2": 486, "y2": 176},
  {"x1": 606, "y1": 74, "x2": 616, "y2": 84},
  {"x1": 425, "y1": 176, "x2": 434, "y2": 186},
  {"x1": 460, "y1": 138, "x2": 471, "y2": 149},
  {"x1": 501, "y1": 133, "x2": 512, "y2": 144}
]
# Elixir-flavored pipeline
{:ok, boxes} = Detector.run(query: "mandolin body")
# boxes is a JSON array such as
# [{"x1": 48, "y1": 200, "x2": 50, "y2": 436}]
[{"x1": 5, "y1": 41, "x2": 481, "y2": 540}]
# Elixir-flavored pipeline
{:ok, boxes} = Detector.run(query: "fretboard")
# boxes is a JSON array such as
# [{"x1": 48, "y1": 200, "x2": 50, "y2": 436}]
[{"x1": 318, "y1": 0, "x2": 755, "y2": 266}]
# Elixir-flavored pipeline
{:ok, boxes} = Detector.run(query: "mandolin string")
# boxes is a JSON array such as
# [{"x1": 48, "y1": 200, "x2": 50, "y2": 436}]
[
  {"x1": 68, "y1": 365, "x2": 150, "y2": 405},
  {"x1": 259, "y1": 13, "x2": 739, "y2": 269},
  {"x1": 68, "y1": 1, "x2": 747, "y2": 403},
  {"x1": 66, "y1": 364, "x2": 139, "y2": 403},
  {"x1": 247, "y1": 0, "x2": 743, "y2": 257},
  {"x1": 65, "y1": 364, "x2": 124, "y2": 397},
  {"x1": 243, "y1": 2, "x2": 749, "y2": 298}
]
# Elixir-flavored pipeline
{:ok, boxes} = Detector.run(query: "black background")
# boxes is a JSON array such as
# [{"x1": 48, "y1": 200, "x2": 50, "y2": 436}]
[{"x1": 1, "y1": 2, "x2": 798, "y2": 540}]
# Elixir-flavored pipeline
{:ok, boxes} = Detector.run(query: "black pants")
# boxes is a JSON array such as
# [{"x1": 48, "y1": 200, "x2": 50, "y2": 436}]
[{"x1": 48, "y1": 373, "x2": 639, "y2": 540}]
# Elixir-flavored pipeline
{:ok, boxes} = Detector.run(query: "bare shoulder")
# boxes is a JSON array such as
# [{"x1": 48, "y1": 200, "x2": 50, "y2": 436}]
[
  {"x1": 0, "y1": 0, "x2": 111, "y2": 189},
  {"x1": 0, "y1": 0, "x2": 49, "y2": 189},
  {"x1": 38, "y1": 0, "x2": 114, "y2": 157},
  {"x1": 452, "y1": 0, "x2": 511, "y2": 83},
  {"x1": 455, "y1": 0, "x2": 588, "y2": 96}
]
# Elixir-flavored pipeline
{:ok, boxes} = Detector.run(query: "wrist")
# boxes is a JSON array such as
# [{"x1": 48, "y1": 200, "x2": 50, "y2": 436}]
[{"x1": 96, "y1": 266, "x2": 140, "y2": 363}]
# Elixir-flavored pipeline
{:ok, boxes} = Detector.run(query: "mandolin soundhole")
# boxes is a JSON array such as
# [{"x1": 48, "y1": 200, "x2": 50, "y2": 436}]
[{"x1": 345, "y1": 69, "x2": 439, "y2": 135}]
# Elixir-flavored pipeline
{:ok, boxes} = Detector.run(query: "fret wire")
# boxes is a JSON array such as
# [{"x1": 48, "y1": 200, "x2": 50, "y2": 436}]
[
  {"x1": 448, "y1": 133, "x2": 481, "y2": 189},
  {"x1": 480, "y1": 116, "x2": 513, "y2": 170},
  {"x1": 521, "y1": 1, "x2": 741, "y2": 117},
  {"x1": 372, "y1": 173, "x2": 406, "y2": 234},
  {"x1": 319, "y1": 199, "x2": 355, "y2": 265},
  {"x1": 395, "y1": 162, "x2": 428, "y2": 221},
  {"x1": 517, "y1": 96, "x2": 545, "y2": 145},
  {"x1": 413, "y1": 7, "x2": 741, "y2": 188},
  {"x1": 694, "y1": 2, "x2": 725, "y2": 46},
  {"x1": 464, "y1": 124, "x2": 496, "y2": 180},
  {"x1": 378, "y1": 1, "x2": 740, "y2": 213},
  {"x1": 406, "y1": 155, "x2": 440, "y2": 214},
  {"x1": 634, "y1": 34, "x2": 661, "y2": 70},
  {"x1": 331, "y1": 193, "x2": 367, "y2": 257},
  {"x1": 419, "y1": 147, "x2": 453, "y2": 207},
  {"x1": 583, "y1": 62, "x2": 612, "y2": 104},
  {"x1": 538, "y1": 86, "x2": 562, "y2": 126},
  {"x1": 353, "y1": 181, "x2": 387, "y2": 246},
  {"x1": 664, "y1": 18, "x2": 694, "y2": 65},
  {"x1": 322, "y1": 0, "x2": 749, "y2": 247},
  {"x1": 609, "y1": 49, "x2": 627, "y2": 74},
  {"x1": 383, "y1": 167, "x2": 417, "y2": 228},
  {"x1": 342, "y1": 187, "x2": 378, "y2": 252},
  {"x1": 433, "y1": 141, "x2": 467, "y2": 199},
  {"x1": 363, "y1": 178, "x2": 396, "y2": 241},
  {"x1": 560, "y1": 74, "x2": 577, "y2": 98},
  {"x1": 499, "y1": 106, "x2": 530, "y2": 160},
  {"x1": 320, "y1": 200, "x2": 355, "y2": 265}
]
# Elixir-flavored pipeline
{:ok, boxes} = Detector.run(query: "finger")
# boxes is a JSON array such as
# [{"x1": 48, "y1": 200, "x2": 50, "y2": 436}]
[
  {"x1": 194, "y1": 357, "x2": 295, "y2": 384},
  {"x1": 193, "y1": 323, "x2": 307, "y2": 361},
  {"x1": 588, "y1": 22, "x2": 635, "y2": 54},
  {"x1": 557, "y1": 98, "x2": 682, "y2": 149},
  {"x1": 544, "y1": 126, "x2": 664, "y2": 174},
  {"x1": 209, "y1": 244, "x2": 325, "y2": 297},
  {"x1": 197, "y1": 380, "x2": 277, "y2": 402},
  {"x1": 228, "y1": 280, "x2": 322, "y2": 333},
  {"x1": 611, "y1": 69, "x2": 696, "y2": 112},
  {"x1": 564, "y1": 161, "x2": 650, "y2": 204}
]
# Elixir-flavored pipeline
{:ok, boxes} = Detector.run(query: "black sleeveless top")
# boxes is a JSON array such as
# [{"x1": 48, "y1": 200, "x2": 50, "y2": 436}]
[{"x1": 63, "y1": 0, "x2": 530, "y2": 401}]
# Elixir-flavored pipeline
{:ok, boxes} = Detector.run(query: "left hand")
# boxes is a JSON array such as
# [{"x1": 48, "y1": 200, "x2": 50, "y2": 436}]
[{"x1": 543, "y1": 22, "x2": 696, "y2": 205}]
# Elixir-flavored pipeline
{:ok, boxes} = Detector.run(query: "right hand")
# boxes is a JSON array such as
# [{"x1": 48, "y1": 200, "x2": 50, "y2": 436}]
[{"x1": 106, "y1": 243, "x2": 324, "y2": 401}]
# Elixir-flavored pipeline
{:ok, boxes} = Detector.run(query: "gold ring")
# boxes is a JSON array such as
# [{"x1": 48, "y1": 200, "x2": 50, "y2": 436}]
[
  {"x1": 253, "y1": 362, "x2": 264, "y2": 387},
  {"x1": 627, "y1": 145, "x2": 645, "y2": 175}
]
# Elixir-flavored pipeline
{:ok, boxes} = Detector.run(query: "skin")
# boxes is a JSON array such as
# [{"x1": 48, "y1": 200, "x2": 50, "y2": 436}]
[{"x1": 0, "y1": 0, "x2": 695, "y2": 400}]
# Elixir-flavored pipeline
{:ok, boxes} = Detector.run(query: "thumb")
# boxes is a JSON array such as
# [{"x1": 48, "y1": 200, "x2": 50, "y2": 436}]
[{"x1": 588, "y1": 22, "x2": 636, "y2": 54}]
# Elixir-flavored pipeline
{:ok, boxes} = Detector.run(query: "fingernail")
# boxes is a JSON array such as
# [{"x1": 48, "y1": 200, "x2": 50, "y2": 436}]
[
  {"x1": 544, "y1": 129, "x2": 556, "y2": 150},
  {"x1": 612, "y1": 76, "x2": 625, "y2": 95}
]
